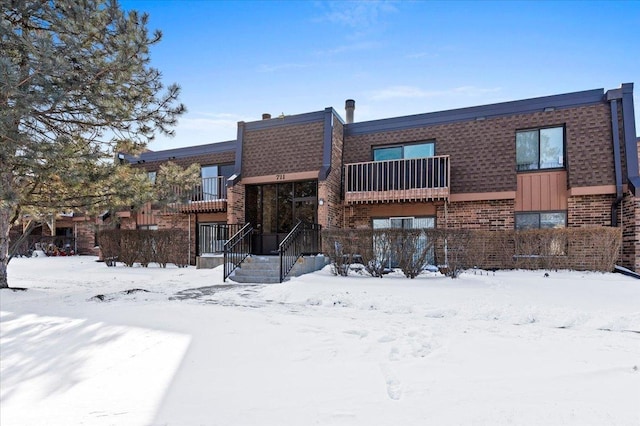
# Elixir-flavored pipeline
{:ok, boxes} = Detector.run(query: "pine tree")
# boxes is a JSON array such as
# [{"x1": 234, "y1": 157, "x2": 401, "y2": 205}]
[{"x1": 0, "y1": 0, "x2": 186, "y2": 288}]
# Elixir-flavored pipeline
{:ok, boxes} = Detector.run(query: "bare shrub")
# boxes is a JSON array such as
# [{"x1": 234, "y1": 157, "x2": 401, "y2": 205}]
[
  {"x1": 322, "y1": 229, "x2": 358, "y2": 276},
  {"x1": 98, "y1": 228, "x2": 191, "y2": 268},
  {"x1": 97, "y1": 229, "x2": 120, "y2": 267},
  {"x1": 321, "y1": 226, "x2": 622, "y2": 278},
  {"x1": 117, "y1": 230, "x2": 143, "y2": 267},
  {"x1": 169, "y1": 229, "x2": 190, "y2": 267},
  {"x1": 359, "y1": 229, "x2": 393, "y2": 278},
  {"x1": 392, "y1": 229, "x2": 435, "y2": 279},
  {"x1": 566, "y1": 227, "x2": 621, "y2": 271},
  {"x1": 439, "y1": 229, "x2": 473, "y2": 278},
  {"x1": 138, "y1": 232, "x2": 155, "y2": 267}
]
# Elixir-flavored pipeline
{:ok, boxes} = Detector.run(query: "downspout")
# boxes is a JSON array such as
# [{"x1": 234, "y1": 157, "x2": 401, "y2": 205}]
[
  {"x1": 607, "y1": 83, "x2": 640, "y2": 225},
  {"x1": 620, "y1": 83, "x2": 639, "y2": 196},
  {"x1": 609, "y1": 98, "x2": 623, "y2": 226},
  {"x1": 228, "y1": 122, "x2": 244, "y2": 186},
  {"x1": 318, "y1": 108, "x2": 334, "y2": 181}
]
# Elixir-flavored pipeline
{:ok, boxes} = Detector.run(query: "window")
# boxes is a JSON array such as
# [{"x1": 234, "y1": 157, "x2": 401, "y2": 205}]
[
  {"x1": 372, "y1": 217, "x2": 436, "y2": 267},
  {"x1": 138, "y1": 225, "x2": 159, "y2": 230},
  {"x1": 373, "y1": 141, "x2": 435, "y2": 161},
  {"x1": 200, "y1": 164, "x2": 233, "y2": 200},
  {"x1": 516, "y1": 127, "x2": 564, "y2": 171},
  {"x1": 515, "y1": 212, "x2": 566, "y2": 230},
  {"x1": 147, "y1": 171, "x2": 157, "y2": 184},
  {"x1": 200, "y1": 165, "x2": 218, "y2": 198},
  {"x1": 373, "y1": 217, "x2": 435, "y2": 229}
]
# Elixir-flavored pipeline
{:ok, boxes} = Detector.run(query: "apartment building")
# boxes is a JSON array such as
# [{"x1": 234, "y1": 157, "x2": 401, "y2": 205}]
[{"x1": 118, "y1": 83, "x2": 639, "y2": 273}]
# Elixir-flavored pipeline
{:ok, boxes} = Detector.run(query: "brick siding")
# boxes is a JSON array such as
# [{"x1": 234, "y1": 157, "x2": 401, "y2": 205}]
[
  {"x1": 319, "y1": 117, "x2": 345, "y2": 230},
  {"x1": 73, "y1": 219, "x2": 97, "y2": 255},
  {"x1": 437, "y1": 200, "x2": 515, "y2": 231},
  {"x1": 344, "y1": 103, "x2": 613, "y2": 194},
  {"x1": 567, "y1": 194, "x2": 614, "y2": 227},
  {"x1": 242, "y1": 121, "x2": 324, "y2": 177},
  {"x1": 621, "y1": 193, "x2": 639, "y2": 270}
]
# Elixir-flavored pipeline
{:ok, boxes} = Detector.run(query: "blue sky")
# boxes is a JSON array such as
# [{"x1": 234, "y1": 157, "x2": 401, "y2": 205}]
[{"x1": 120, "y1": 0, "x2": 640, "y2": 151}]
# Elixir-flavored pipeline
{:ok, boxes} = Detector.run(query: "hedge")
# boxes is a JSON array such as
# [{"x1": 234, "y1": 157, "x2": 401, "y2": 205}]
[
  {"x1": 322, "y1": 227, "x2": 622, "y2": 278},
  {"x1": 97, "y1": 229, "x2": 190, "y2": 268}
]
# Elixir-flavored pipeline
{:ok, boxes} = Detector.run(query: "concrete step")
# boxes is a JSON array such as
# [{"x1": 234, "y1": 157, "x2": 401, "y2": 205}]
[
  {"x1": 229, "y1": 274, "x2": 281, "y2": 284},
  {"x1": 229, "y1": 255, "x2": 281, "y2": 284},
  {"x1": 228, "y1": 254, "x2": 329, "y2": 284}
]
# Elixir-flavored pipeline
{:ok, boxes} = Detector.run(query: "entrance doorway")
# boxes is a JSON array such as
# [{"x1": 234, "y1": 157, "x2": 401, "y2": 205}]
[{"x1": 246, "y1": 180, "x2": 317, "y2": 254}]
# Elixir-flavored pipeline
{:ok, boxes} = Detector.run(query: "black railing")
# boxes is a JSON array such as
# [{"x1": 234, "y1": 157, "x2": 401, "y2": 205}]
[
  {"x1": 199, "y1": 223, "x2": 243, "y2": 254},
  {"x1": 223, "y1": 223, "x2": 253, "y2": 282},
  {"x1": 279, "y1": 221, "x2": 321, "y2": 283},
  {"x1": 172, "y1": 176, "x2": 227, "y2": 203}
]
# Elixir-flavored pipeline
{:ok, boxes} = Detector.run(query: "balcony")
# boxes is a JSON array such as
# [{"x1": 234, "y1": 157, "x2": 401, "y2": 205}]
[
  {"x1": 168, "y1": 176, "x2": 228, "y2": 213},
  {"x1": 344, "y1": 155, "x2": 450, "y2": 204}
]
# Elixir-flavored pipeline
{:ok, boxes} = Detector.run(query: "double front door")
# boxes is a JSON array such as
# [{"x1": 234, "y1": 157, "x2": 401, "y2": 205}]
[{"x1": 245, "y1": 180, "x2": 317, "y2": 254}]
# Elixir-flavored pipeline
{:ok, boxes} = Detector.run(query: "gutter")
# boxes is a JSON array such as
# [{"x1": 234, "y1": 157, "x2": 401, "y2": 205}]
[
  {"x1": 229, "y1": 122, "x2": 245, "y2": 186},
  {"x1": 318, "y1": 108, "x2": 334, "y2": 181},
  {"x1": 608, "y1": 97, "x2": 623, "y2": 226},
  {"x1": 620, "y1": 83, "x2": 639, "y2": 196},
  {"x1": 606, "y1": 83, "x2": 639, "y2": 226}
]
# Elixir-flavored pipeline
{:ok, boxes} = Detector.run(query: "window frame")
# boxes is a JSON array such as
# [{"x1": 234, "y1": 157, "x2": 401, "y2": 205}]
[
  {"x1": 138, "y1": 224, "x2": 159, "y2": 231},
  {"x1": 515, "y1": 125, "x2": 566, "y2": 172},
  {"x1": 514, "y1": 211, "x2": 567, "y2": 230},
  {"x1": 371, "y1": 216, "x2": 437, "y2": 268},
  {"x1": 372, "y1": 140, "x2": 436, "y2": 162}
]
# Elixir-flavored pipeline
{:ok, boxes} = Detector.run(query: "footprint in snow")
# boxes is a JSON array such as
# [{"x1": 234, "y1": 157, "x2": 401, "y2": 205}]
[
  {"x1": 378, "y1": 334, "x2": 396, "y2": 343},
  {"x1": 380, "y1": 364, "x2": 402, "y2": 400},
  {"x1": 388, "y1": 346, "x2": 401, "y2": 361},
  {"x1": 343, "y1": 329, "x2": 369, "y2": 338}
]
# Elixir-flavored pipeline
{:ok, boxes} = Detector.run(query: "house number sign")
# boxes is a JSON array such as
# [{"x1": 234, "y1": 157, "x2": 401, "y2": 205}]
[{"x1": 276, "y1": 174, "x2": 286, "y2": 180}]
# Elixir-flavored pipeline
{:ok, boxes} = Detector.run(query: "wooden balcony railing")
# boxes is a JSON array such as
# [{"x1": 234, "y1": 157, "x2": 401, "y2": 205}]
[
  {"x1": 170, "y1": 176, "x2": 228, "y2": 212},
  {"x1": 344, "y1": 155, "x2": 450, "y2": 204}
]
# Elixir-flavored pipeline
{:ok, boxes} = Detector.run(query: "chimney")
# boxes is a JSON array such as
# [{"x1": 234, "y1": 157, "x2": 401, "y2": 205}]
[
  {"x1": 262, "y1": 113, "x2": 271, "y2": 120},
  {"x1": 345, "y1": 99, "x2": 355, "y2": 124}
]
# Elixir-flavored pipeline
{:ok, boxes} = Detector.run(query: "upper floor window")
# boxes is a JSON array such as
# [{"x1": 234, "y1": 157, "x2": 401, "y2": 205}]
[
  {"x1": 373, "y1": 141, "x2": 435, "y2": 161},
  {"x1": 200, "y1": 164, "x2": 234, "y2": 200},
  {"x1": 147, "y1": 171, "x2": 157, "y2": 184},
  {"x1": 516, "y1": 127, "x2": 564, "y2": 171}
]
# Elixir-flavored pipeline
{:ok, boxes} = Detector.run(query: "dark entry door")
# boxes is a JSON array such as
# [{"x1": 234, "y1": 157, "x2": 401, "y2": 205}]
[{"x1": 246, "y1": 180, "x2": 317, "y2": 254}]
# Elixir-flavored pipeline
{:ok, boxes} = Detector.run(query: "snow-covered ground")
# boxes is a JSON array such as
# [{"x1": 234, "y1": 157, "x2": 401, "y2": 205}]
[{"x1": 1, "y1": 256, "x2": 639, "y2": 426}]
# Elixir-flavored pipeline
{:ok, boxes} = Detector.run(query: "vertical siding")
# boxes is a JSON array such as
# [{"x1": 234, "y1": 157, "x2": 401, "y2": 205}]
[{"x1": 515, "y1": 171, "x2": 568, "y2": 211}]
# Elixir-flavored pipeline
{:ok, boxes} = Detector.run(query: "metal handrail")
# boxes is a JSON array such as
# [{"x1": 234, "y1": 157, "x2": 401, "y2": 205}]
[
  {"x1": 223, "y1": 223, "x2": 253, "y2": 282},
  {"x1": 279, "y1": 220, "x2": 322, "y2": 283}
]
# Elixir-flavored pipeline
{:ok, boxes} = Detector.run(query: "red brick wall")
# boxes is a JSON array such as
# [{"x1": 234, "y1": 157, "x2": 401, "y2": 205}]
[
  {"x1": 567, "y1": 194, "x2": 614, "y2": 227},
  {"x1": 345, "y1": 202, "x2": 439, "y2": 229},
  {"x1": 438, "y1": 200, "x2": 515, "y2": 230},
  {"x1": 318, "y1": 116, "x2": 345, "y2": 230},
  {"x1": 227, "y1": 183, "x2": 245, "y2": 225},
  {"x1": 242, "y1": 121, "x2": 324, "y2": 177},
  {"x1": 621, "y1": 193, "x2": 639, "y2": 271},
  {"x1": 73, "y1": 219, "x2": 97, "y2": 255},
  {"x1": 344, "y1": 103, "x2": 613, "y2": 194}
]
